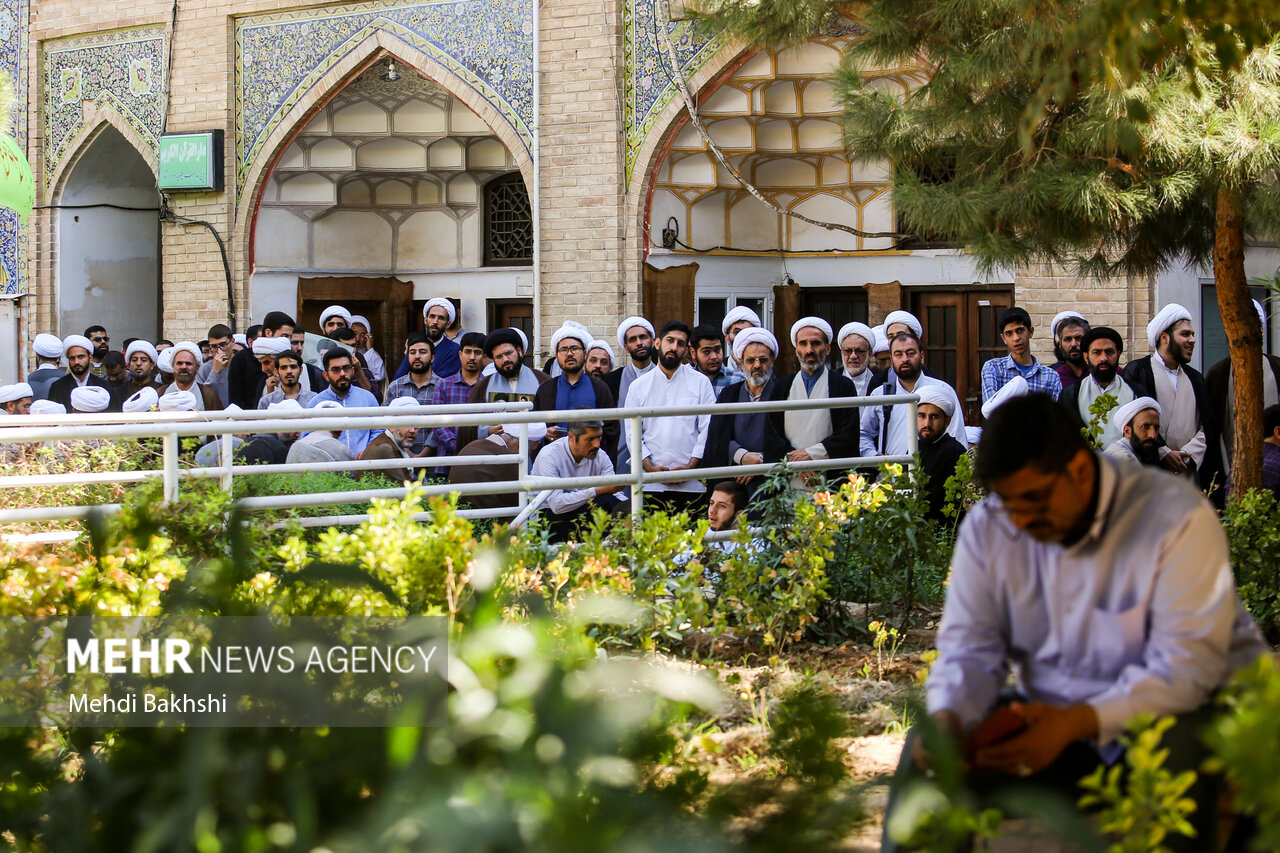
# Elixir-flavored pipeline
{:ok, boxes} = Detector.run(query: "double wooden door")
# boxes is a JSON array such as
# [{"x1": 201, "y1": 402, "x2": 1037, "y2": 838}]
[{"x1": 911, "y1": 289, "x2": 1013, "y2": 425}]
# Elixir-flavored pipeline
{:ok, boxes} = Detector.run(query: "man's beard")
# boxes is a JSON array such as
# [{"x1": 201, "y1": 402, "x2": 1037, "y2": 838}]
[
  {"x1": 497, "y1": 359, "x2": 522, "y2": 380},
  {"x1": 1132, "y1": 435, "x2": 1163, "y2": 465},
  {"x1": 281, "y1": 376, "x2": 300, "y2": 391},
  {"x1": 174, "y1": 370, "x2": 196, "y2": 386},
  {"x1": 628, "y1": 345, "x2": 651, "y2": 363},
  {"x1": 131, "y1": 368, "x2": 151, "y2": 383},
  {"x1": 1090, "y1": 363, "x2": 1116, "y2": 385},
  {"x1": 587, "y1": 365, "x2": 605, "y2": 377},
  {"x1": 409, "y1": 359, "x2": 431, "y2": 375},
  {"x1": 799, "y1": 355, "x2": 823, "y2": 374},
  {"x1": 332, "y1": 378, "x2": 351, "y2": 394},
  {"x1": 94, "y1": 346, "x2": 108, "y2": 360},
  {"x1": 427, "y1": 327, "x2": 443, "y2": 342},
  {"x1": 745, "y1": 367, "x2": 773, "y2": 390},
  {"x1": 894, "y1": 362, "x2": 921, "y2": 383},
  {"x1": 70, "y1": 363, "x2": 88, "y2": 378},
  {"x1": 659, "y1": 349, "x2": 682, "y2": 371}
]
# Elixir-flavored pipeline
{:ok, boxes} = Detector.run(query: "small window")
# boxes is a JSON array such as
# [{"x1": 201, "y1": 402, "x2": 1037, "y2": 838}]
[{"x1": 483, "y1": 174, "x2": 533, "y2": 266}]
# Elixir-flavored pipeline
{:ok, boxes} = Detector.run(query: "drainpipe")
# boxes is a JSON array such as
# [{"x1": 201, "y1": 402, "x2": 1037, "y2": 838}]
[{"x1": 530, "y1": 0, "x2": 542, "y2": 363}]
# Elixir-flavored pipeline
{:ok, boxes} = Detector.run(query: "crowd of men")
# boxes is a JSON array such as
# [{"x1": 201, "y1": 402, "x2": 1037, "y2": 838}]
[{"x1": 3, "y1": 297, "x2": 1278, "y2": 534}]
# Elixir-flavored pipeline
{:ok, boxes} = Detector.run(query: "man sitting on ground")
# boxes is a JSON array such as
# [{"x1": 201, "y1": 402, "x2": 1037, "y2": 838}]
[
  {"x1": 1104, "y1": 397, "x2": 1165, "y2": 468},
  {"x1": 286, "y1": 400, "x2": 354, "y2": 465},
  {"x1": 881, "y1": 393, "x2": 1266, "y2": 853},
  {"x1": 915, "y1": 385, "x2": 965, "y2": 522},
  {"x1": 529, "y1": 418, "x2": 628, "y2": 540},
  {"x1": 357, "y1": 397, "x2": 422, "y2": 484}
]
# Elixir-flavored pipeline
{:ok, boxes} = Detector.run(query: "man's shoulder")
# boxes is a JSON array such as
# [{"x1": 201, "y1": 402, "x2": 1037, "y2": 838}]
[
  {"x1": 981, "y1": 354, "x2": 1011, "y2": 373},
  {"x1": 715, "y1": 379, "x2": 745, "y2": 403},
  {"x1": 827, "y1": 371, "x2": 856, "y2": 397}
]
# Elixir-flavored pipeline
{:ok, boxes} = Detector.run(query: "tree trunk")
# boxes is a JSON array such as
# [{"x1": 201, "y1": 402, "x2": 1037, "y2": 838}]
[{"x1": 1213, "y1": 186, "x2": 1264, "y2": 496}]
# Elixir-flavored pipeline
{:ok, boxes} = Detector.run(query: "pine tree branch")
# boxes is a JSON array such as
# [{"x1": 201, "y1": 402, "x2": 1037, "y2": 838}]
[{"x1": 656, "y1": 22, "x2": 906, "y2": 242}]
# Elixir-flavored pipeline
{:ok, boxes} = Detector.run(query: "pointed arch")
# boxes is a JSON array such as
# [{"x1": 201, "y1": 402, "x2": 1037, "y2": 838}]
[{"x1": 46, "y1": 104, "x2": 158, "y2": 203}]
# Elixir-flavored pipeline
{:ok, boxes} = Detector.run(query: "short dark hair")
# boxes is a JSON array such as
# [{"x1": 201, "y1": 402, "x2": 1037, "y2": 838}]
[
  {"x1": 568, "y1": 418, "x2": 605, "y2": 436},
  {"x1": 158, "y1": 339, "x2": 174, "y2": 348},
  {"x1": 121, "y1": 337, "x2": 139, "y2": 352},
  {"x1": 405, "y1": 332, "x2": 435, "y2": 353},
  {"x1": 1056, "y1": 316, "x2": 1089, "y2": 336},
  {"x1": 975, "y1": 393, "x2": 1089, "y2": 486},
  {"x1": 198, "y1": 339, "x2": 210, "y2": 349},
  {"x1": 102, "y1": 351, "x2": 125, "y2": 369},
  {"x1": 459, "y1": 331, "x2": 486, "y2": 351},
  {"x1": 274, "y1": 351, "x2": 302, "y2": 369},
  {"x1": 246, "y1": 324, "x2": 264, "y2": 341},
  {"x1": 690, "y1": 324, "x2": 723, "y2": 351},
  {"x1": 330, "y1": 327, "x2": 358, "y2": 343},
  {"x1": 998, "y1": 307, "x2": 1032, "y2": 333},
  {"x1": 207, "y1": 323, "x2": 233, "y2": 340},
  {"x1": 712, "y1": 480, "x2": 749, "y2": 512},
  {"x1": 1265, "y1": 404, "x2": 1280, "y2": 438},
  {"x1": 84, "y1": 324, "x2": 106, "y2": 337},
  {"x1": 889, "y1": 330, "x2": 922, "y2": 350},
  {"x1": 262, "y1": 311, "x2": 296, "y2": 334},
  {"x1": 322, "y1": 347, "x2": 353, "y2": 370},
  {"x1": 658, "y1": 320, "x2": 691, "y2": 341}
]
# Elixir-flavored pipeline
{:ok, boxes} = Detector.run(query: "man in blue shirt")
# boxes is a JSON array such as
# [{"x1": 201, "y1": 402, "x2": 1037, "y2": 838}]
[
  {"x1": 980, "y1": 306, "x2": 1063, "y2": 403},
  {"x1": 690, "y1": 324, "x2": 743, "y2": 393},
  {"x1": 307, "y1": 349, "x2": 381, "y2": 456}
]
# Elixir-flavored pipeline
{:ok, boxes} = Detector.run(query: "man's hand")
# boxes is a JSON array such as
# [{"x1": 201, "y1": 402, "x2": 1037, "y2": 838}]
[
  {"x1": 912, "y1": 709, "x2": 964, "y2": 771},
  {"x1": 642, "y1": 457, "x2": 669, "y2": 474},
  {"x1": 210, "y1": 349, "x2": 230, "y2": 373},
  {"x1": 740, "y1": 451, "x2": 764, "y2": 467},
  {"x1": 1162, "y1": 450, "x2": 1190, "y2": 474},
  {"x1": 972, "y1": 703, "x2": 1099, "y2": 777},
  {"x1": 786, "y1": 448, "x2": 813, "y2": 463},
  {"x1": 263, "y1": 374, "x2": 279, "y2": 393},
  {"x1": 595, "y1": 484, "x2": 624, "y2": 496},
  {"x1": 545, "y1": 426, "x2": 565, "y2": 441}
]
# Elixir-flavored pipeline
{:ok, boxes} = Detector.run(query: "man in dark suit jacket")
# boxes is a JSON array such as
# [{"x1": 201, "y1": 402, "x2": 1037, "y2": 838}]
[
  {"x1": 228, "y1": 311, "x2": 296, "y2": 408},
  {"x1": 48, "y1": 334, "x2": 116, "y2": 411},
  {"x1": 1205, "y1": 340, "x2": 1280, "y2": 467}
]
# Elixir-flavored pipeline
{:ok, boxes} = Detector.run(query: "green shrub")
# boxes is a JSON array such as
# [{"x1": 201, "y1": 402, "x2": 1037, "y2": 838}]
[{"x1": 1221, "y1": 488, "x2": 1280, "y2": 642}]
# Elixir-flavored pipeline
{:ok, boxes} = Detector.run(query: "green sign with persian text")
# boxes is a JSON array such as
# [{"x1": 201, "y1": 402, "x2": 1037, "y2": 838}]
[{"x1": 158, "y1": 131, "x2": 224, "y2": 192}]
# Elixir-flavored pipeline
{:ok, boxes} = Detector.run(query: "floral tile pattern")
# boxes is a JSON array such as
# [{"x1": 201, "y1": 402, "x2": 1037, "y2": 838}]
[
  {"x1": 0, "y1": 0, "x2": 26, "y2": 296},
  {"x1": 42, "y1": 26, "x2": 167, "y2": 191},
  {"x1": 623, "y1": 0, "x2": 722, "y2": 187},
  {"x1": 235, "y1": 0, "x2": 534, "y2": 195}
]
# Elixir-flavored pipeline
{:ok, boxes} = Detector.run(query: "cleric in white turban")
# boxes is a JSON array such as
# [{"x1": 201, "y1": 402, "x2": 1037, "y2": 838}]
[
  {"x1": 1146, "y1": 303, "x2": 1193, "y2": 351},
  {"x1": 158, "y1": 389, "x2": 199, "y2": 412},
  {"x1": 29, "y1": 400, "x2": 65, "y2": 416},
  {"x1": 788, "y1": 316, "x2": 833, "y2": 347},
  {"x1": 123, "y1": 386, "x2": 159, "y2": 414},
  {"x1": 319, "y1": 305, "x2": 352, "y2": 334},
  {"x1": 731, "y1": 327, "x2": 779, "y2": 362},
  {"x1": 0, "y1": 382, "x2": 34, "y2": 415},
  {"x1": 980, "y1": 374, "x2": 1028, "y2": 419},
  {"x1": 883, "y1": 310, "x2": 924, "y2": 340},
  {"x1": 706, "y1": 325, "x2": 781, "y2": 477},
  {"x1": 836, "y1": 321, "x2": 876, "y2": 394},
  {"x1": 70, "y1": 385, "x2": 112, "y2": 413},
  {"x1": 586, "y1": 339, "x2": 615, "y2": 377},
  {"x1": 915, "y1": 383, "x2": 966, "y2": 519},
  {"x1": 721, "y1": 306, "x2": 762, "y2": 372}
]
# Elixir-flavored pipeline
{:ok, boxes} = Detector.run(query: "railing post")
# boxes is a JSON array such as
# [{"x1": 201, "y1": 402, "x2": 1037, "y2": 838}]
[
  {"x1": 906, "y1": 396, "x2": 919, "y2": 463},
  {"x1": 162, "y1": 432, "x2": 179, "y2": 504},
  {"x1": 220, "y1": 432, "x2": 234, "y2": 494},
  {"x1": 630, "y1": 415, "x2": 643, "y2": 521},
  {"x1": 517, "y1": 422, "x2": 529, "y2": 509}
]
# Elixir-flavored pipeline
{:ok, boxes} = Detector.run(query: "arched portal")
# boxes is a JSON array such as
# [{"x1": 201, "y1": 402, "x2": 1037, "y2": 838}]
[
  {"x1": 249, "y1": 61, "x2": 532, "y2": 356},
  {"x1": 56, "y1": 125, "x2": 161, "y2": 340}
]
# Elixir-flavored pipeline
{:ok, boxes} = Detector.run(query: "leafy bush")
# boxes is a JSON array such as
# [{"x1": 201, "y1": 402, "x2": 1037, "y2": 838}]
[
  {"x1": 1205, "y1": 654, "x2": 1280, "y2": 851},
  {"x1": 1221, "y1": 488, "x2": 1280, "y2": 642}
]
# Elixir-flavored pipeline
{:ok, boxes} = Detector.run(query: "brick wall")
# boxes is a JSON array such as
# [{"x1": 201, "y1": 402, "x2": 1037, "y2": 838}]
[{"x1": 1014, "y1": 263, "x2": 1152, "y2": 363}]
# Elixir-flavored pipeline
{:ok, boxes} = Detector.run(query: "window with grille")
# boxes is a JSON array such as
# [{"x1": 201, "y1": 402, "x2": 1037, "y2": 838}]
[{"x1": 483, "y1": 174, "x2": 533, "y2": 266}]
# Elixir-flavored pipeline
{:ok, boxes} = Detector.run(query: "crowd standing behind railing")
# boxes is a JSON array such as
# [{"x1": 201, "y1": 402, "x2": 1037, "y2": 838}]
[{"x1": 4, "y1": 297, "x2": 1280, "y2": 536}]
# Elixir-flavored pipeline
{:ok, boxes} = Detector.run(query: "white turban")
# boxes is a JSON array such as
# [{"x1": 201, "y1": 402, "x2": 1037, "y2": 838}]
[
  {"x1": 349, "y1": 314, "x2": 371, "y2": 332},
  {"x1": 563, "y1": 320, "x2": 592, "y2": 340},
  {"x1": 387, "y1": 396, "x2": 421, "y2": 409},
  {"x1": 1112, "y1": 397, "x2": 1161, "y2": 430},
  {"x1": 616, "y1": 316, "x2": 655, "y2": 351},
  {"x1": 70, "y1": 385, "x2": 112, "y2": 413},
  {"x1": 156, "y1": 348, "x2": 174, "y2": 375},
  {"x1": 509, "y1": 327, "x2": 529, "y2": 351},
  {"x1": 915, "y1": 385, "x2": 955, "y2": 419},
  {"x1": 312, "y1": 400, "x2": 343, "y2": 411},
  {"x1": 158, "y1": 390, "x2": 198, "y2": 412},
  {"x1": 789, "y1": 316, "x2": 833, "y2": 347},
  {"x1": 124, "y1": 340, "x2": 158, "y2": 364},
  {"x1": 62, "y1": 334, "x2": 93, "y2": 357},
  {"x1": 123, "y1": 387, "x2": 159, "y2": 413},
  {"x1": 233, "y1": 334, "x2": 248, "y2": 347},
  {"x1": 423, "y1": 298, "x2": 456, "y2": 324},
  {"x1": 169, "y1": 341, "x2": 203, "y2": 367},
  {"x1": 732, "y1": 327, "x2": 779, "y2": 361},
  {"x1": 587, "y1": 339, "x2": 615, "y2": 360},
  {"x1": 837, "y1": 321, "x2": 875, "y2": 349},
  {"x1": 872, "y1": 325, "x2": 889, "y2": 355},
  {"x1": 1147, "y1": 303, "x2": 1192, "y2": 349},
  {"x1": 883, "y1": 310, "x2": 923, "y2": 338},
  {"x1": 721, "y1": 306, "x2": 761, "y2": 336},
  {"x1": 1255, "y1": 299, "x2": 1267, "y2": 331},
  {"x1": 252, "y1": 336, "x2": 291, "y2": 357},
  {"x1": 224, "y1": 404, "x2": 244, "y2": 416},
  {"x1": 319, "y1": 305, "x2": 352, "y2": 329},
  {"x1": 29, "y1": 400, "x2": 65, "y2": 416},
  {"x1": 981, "y1": 375, "x2": 1029, "y2": 419},
  {"x1": 1051, "y1": 311, "x2": 1087, "y2": 336},
  {"x1": 550, "y1": 324, "x2": 589, "y2": 354},
  {"x1": 33, "y1": 333, "x2": 63, "y2": 359},
  {"x1": 0, "y1": 382, "x2": 33, "y2": 404},
  {"x1": 268, "y1": 398, "x2": 304, "y2": 413},
  {"x1": 501, "y1": 422, "x2": 548, "y2": 442}
]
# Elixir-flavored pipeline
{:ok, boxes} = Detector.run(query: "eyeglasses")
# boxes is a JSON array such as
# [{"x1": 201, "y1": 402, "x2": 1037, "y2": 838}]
[
  {"x1": 328, "y1": 365, "x2": 355, "y2": 374},
  {"x1": 993, "y1": 470, "x2": 1066, "y2": 518},
  {"x1": 556, "y1": 346, "x2": 584, "y2": 354},
  {"x1": 91, "y1": 336, "x2": 109, "y2": 343},
  {"x1": 841, "y1": 347, "x2": 870, "y2": 357}
]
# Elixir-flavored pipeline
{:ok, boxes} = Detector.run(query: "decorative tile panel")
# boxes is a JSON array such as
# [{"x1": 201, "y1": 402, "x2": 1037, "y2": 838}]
[
  {"x1": 0, "y1": 0, "x2": 26, "y2": 296},
  {"x1": 42, "y1": 26, "x2": 167, "y2": 190},
  {"x1": 235, "y1": 0, "x2": 534, "y2": 195}
]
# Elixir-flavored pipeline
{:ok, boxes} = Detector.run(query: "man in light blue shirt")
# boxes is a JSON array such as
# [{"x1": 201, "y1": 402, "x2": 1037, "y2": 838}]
[
  {"x1": 883, "y1": 393, "x2": 1265, "y2": 852},
  {"x1": 306, "y1": 349, "x2": 381, "y2": 456},
  {"x1": 980, "y1": 306, "x2": 1063, "y2": 402}
]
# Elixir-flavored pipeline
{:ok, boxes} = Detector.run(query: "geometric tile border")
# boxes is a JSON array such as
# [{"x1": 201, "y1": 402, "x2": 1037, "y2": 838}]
[
  {"x1": 0, "y1": 0, "x2": 26, "y2": 295},
  {"x1": 235, "y1": 0, "x2": 533, "y2": 196}
]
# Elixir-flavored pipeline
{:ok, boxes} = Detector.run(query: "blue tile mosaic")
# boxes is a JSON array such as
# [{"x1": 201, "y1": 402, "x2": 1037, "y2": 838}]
[
  {"x1": 235, "y1": 0, "x2": 534, "y2": 195},
  {"x1": 0, "y1": 0, "x2": 26, "y2": 296}
]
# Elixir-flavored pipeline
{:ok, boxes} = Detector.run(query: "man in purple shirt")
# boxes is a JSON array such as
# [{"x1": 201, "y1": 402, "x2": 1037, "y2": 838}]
[
  {"x1": 1264, "y1": 404, "x2": 1280, "y2": 499},
  {"x1": 882, "y1": 393, "x2": 1266, "y2": 852}
]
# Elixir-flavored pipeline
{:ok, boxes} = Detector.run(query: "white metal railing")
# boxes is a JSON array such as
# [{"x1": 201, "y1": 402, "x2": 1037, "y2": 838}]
[{"x1": 0, "y1": 392, "x2": 920, "y2": 532}]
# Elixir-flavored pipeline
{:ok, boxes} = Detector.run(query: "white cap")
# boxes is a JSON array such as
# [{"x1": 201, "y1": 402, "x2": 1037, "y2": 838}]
[
  {"x1": 550, "y1": 324, "x2": 590, "y2": 354},
  {"x1": 268, "y1": 398, "x2": 304, "y2": 412},
  {"x1": 29, "y1": 400, "x2": 66, "y2": 415},
  {"x1": 721, "y1": 306, "x2": 761, "y2": 336},
  {"x1": 233, "y1": 333, "x2": 248, "y2": 347},
  {"x1": 915, "y1": 385, "x2": 955, "y2": 419},
  {"x1": 70, "y1": 386, "x2": 112, "y2": 413},
  {"x1": 1147, "y1": 304, "x2": 1193, "y2": 349},
  {"x1": 122, "y1": 387, "x2": 159, "y2": 413},
  {"x1": 616, "y1": 316, "x2": 655, "y2": 351},
  {"x1": 423, "y1": 298, "x2": 457, "y2": 324},
  {"x1": 0, "y1": 382, "x2": 33, "y2": 404},
  {"x1": 33, "y1": 333, "x2": 63, "y2": 359},
  {"x1": 252, "y1": 336, "x2": 291, "y2": 357},
  {"x1": 62, "y1": 334, "x2": 93, "y2": 357},
  {"x1": 387, "y1": 396, "x2": 422, "y2": 409},
  {"x1": 837, "y1": 322, "x2": 875, "y2": 349},
  {"x1": 1112, "y1": 396, "x2": 1161, "y2": 430},
  {"x1": 319, "y1": 305, "x2": 352, "y2": 328},
  {"x1": 587, "y1": 339, "x2": 615, "y2": 360},
  {"x1": 872, "y1": 325, "x2": 889, "y2": 355},
  {"x1": 883, "y1": 310, "x2": 923, "y2": 338},
  {"x1": 349, "y1": 314, "x2": 371, "y2": 332},
  {"x1": 789, "y1": 316, "x2": 833, "y2": 347},
  {"x1": 124, "y1": 340, "x2": 158, "y2": 364},
  {"x1": 156, "y1": 348, "x2": 175, "y2": 374},
  {"x1": 501, "y1": 422, "x2": 548, "y2": 442},
  {"x1": 169, "y1": 341, "x2": 203, "y2": 367},
  {"x1": 981, "y1": 376, "x2": 1029, "y2": 419},
  {"x1": 312, "y1": 400, "x2": 343, "y2": 411},
  {"x1": 158, "y1": 390, "x2": 198, "y2": 412},
  {"x1": 1050, "y1": 311, "x2": 1087, "y2": 336},
  {"x1": 732, "y1": 327, "x2": 779, "y2": 361}
]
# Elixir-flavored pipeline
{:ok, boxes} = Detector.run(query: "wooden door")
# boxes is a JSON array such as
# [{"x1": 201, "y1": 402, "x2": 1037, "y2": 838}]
[
  {"x1": 912, "y1": 289, "x2": 1012, "y2": 425},
  {"x1": 803, "y1": 287, "x2": 868, "y2": 371},
  {"x1": 298, "y1": 276, "x2": 414, "y2": 367},
  {"x1": 491, "y1": 300, "x2": 534, "y2": 365}
]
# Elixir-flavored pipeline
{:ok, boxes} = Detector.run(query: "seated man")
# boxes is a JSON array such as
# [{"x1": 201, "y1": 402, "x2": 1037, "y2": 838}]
[
  {"x1": 915, "y1": 385, "x2": 965, "y2": 522},
  {"x1": 450, "y1": 422, "x2": 546, "y2": 513},
  {"x1": 882, "y1": 393, "x2": 1266, "y2": 853},
  {"x1": 529, "y1": 418, "x2": 627, "y2": 540},
  {"x1": 707, "y1": 479, "x2": 746, "y2": 534},
  {"x1": 286, "y1": 400, "x2": 355, "y2": 466},
  {"x1": 1103, "y1": 397, "x2": 1164, "y2": 468},
  {"x1": 357, "y1": 397, "x2": 423, "y2": 484}
]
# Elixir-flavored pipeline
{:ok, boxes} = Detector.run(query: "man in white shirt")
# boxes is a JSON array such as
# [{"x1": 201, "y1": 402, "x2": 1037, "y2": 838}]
[
  {"x1": 882, "y1": 393, "x2": 1265, "y2": 853},
  {"x1": 1062, "y1": 326, "x2": 1135, "y2": 448},
  {"x1": 530, "y1": 419, "x2": 628, "y2": 539},
  {"x1": 861, "y1": 331, "x2": 967, "y2": 458},
  {"x1": 623, "y1": 320, "x2": 715, "y2": 513}
]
